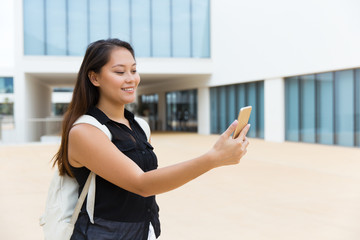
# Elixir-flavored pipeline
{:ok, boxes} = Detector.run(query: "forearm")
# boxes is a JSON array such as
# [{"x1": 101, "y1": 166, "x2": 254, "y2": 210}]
[{"x1": 138, "y1": 151, "x2": 217, "y2": 197}]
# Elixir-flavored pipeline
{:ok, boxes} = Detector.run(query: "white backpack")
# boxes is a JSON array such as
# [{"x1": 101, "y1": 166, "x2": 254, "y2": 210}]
[{"x1": 39, "y1": 115, "x2": 150, "y2": 240}]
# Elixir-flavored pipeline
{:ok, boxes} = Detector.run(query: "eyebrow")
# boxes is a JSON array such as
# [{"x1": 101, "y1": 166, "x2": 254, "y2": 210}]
[{"x1": 111, "y1": 63, "x2": 136, "y2": 68}]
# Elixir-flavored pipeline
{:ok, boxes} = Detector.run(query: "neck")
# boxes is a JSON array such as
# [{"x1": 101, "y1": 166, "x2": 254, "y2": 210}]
[{"x1": 96, "y1": 101, "x2": 127, "y2": 122}]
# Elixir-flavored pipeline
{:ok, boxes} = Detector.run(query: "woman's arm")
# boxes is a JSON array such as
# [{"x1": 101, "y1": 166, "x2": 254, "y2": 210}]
[{"x1": 68, "y1": 120, "x2": 250, "y2": 197}]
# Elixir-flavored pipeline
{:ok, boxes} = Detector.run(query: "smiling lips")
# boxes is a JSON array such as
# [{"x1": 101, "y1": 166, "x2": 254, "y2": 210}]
[{"x1": 122, "y1": 87, "x2": 135, "y2": 92}]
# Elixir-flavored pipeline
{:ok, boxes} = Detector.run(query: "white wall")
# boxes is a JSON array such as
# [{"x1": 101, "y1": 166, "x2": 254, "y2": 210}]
[
  {"x1": 52, "y1": 92, "x2": 73, "y2": 103},
  {"x1": 210, "y1": 0, "x2": 360, "y2": 87},
  {"x1": 0, "y1": 0, "x2": 15, "y2": 71},
  {"x1": 264, "y1": 78, "x2": 285, "y2": 142},
  {"x1": 26, "y1": 74, "x2": 52, "y2": 141},
  {"x1": 197, "y1": 87, "x2": 211, "y2": 135}
]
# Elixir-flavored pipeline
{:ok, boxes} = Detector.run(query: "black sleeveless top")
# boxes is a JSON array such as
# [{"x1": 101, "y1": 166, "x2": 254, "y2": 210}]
[{"x1": 70, "y1": 107, "x2": 160, "y2": 239}]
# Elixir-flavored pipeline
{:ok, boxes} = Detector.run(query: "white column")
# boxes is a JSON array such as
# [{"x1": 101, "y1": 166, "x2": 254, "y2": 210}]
[
  {"x1": 13, "y1": 73, "x2": 27, "y2": 142},
  {"x1": 157, "y1": 92, "x2": 166, "y2": 131},
  {"x1": 26, "y1": 75, "x2": 52, "y2": 141},
  {"x1": 197, "y1": 87, "x2": 210, "y2": 135},
  {"x1": 13, "y1": 0, "x2": 27, "y2": 142},
  {"x1": 264, "y1": 78, "x2": 285, "y2": 142}
]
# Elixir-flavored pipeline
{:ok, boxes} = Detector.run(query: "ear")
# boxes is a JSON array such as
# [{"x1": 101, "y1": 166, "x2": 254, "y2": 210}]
[{"x1": 88, "y1": 71, "x2": 100, "y2": 87}]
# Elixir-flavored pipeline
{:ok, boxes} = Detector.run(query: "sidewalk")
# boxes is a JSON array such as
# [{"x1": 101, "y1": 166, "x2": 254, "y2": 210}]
[{"x1": 1, "y1": 133, "x2": 360, "y2": 239}]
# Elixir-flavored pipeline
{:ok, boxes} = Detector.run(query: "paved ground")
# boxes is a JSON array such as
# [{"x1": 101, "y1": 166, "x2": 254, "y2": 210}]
[{"x1": 1, "y1": 133, "x2": 360, "y2": 240}]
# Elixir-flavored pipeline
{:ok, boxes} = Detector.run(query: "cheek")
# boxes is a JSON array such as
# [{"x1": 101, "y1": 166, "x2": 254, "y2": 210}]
[{"x1": 136, "y1": 74, "x2": 141, "y2": 86}]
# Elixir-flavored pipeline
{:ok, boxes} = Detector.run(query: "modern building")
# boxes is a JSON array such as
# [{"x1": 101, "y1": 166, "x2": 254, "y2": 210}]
[{"x1": 0, "y1": 0, "x2": 359, "y2": 148}]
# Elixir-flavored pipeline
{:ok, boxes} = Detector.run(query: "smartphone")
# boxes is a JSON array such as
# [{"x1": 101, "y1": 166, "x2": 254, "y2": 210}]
[{"x1": 233, "y1": 106, "x2": 252, "y2": 139}]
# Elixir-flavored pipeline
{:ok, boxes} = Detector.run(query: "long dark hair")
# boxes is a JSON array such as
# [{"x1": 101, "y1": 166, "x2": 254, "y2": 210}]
[{"x1": 53, "y1": 39, "x2": 135, "y2": 176}]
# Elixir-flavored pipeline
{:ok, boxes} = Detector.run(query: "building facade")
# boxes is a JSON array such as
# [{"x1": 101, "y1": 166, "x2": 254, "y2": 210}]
[{"x1": 0, "y1": 0, "x2": 359, "y2": 147}]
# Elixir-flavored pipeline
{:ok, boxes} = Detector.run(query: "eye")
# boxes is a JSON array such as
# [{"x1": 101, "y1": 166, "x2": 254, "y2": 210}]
[
  {"x1": 115, "y1": 72, "x2": 124, "y2": 74},
  {"x1": 132, "y1": 70, "x2": 137, "y2": 73}
]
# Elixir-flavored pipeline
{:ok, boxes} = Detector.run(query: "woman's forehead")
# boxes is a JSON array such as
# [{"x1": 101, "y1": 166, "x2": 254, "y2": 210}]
[{"x1": 107, "y1": 47, "x2": 135, "y2": 67}]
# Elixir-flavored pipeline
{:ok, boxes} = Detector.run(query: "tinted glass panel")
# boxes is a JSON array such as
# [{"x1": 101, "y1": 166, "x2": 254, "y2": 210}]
[
  {"x1": 356, "y1": 69, "x2": 360, "y2": 147},
  {"x1": 316, "y1": 72, "x2": 334, "y2": 144},
  {"x1": 172, "y1": 0, "x2": 191, "y2": 57},
  {"x1": 335, "y1": 70, "x2": 354, "y2": 146},
  {"x1": 210, "y1": 81, "x2": 264, "y2": 139},
  {"x1": 192, "y1": 0, "x2": 210, "y2": 57},
  {"x1": 285, "y1": 77, "x2": 300, "y2": 141},
  {"x1": 300, "y1": 75, "x2": 316, "y2": 143},
  {"x1": 46, "y1": 0, "x2": 66, "y2": 55},
  {"x1": 24, "y1": 0, "x2": 45, "y2": 55},
  {"x1": 89, "y1": 0, "x2": 110, "y2": 43},
  {"x1": 110, "y1": 0, "x2": 131, "y2": 42},
  {"x1": 152, "y1": 0, "x2": 171, "y2": 57},
  {"x1": 68, "y1": 0, "x2": 88, "y2": 55},
  {"x1": 132, "y1": 0, "x2": 151, "y2": 57},
  {"x1": 0, "y1": 77, "x2": 14, "y2": 93},
  {"x1": 166, "y1": 89, "x2": 197, "y2": 132},
  {"x1": 23, "y1": 0, "x2": 210, "y2": 57}
]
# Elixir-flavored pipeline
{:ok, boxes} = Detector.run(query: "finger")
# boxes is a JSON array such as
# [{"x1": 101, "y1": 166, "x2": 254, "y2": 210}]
[
  {"x1": 241, "y1": 138, "x2": 250, "y2": 150},
  {"x1": 238, "y1": 124, "x2": 251, "y2": 141},
  {"x1": 222, "y1": 120, "x2": 238, "y2": 138}
]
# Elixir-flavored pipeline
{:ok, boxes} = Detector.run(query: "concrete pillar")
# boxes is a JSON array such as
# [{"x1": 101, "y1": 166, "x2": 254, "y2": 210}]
[
  {"x1": 13, "y1": 72, "x2": 27, "y2": 143},
  {"x1": 264, "y1": 78, "x2": 285, "y2": 142},
  {"x1": 157, "y1": 92, "x2": 166, "y2": 131},
  {"x1": 26, "y1": 75, "x2": 52, "y2": 141},
  {"x1": 197, "y1": 87, "x2": 210, "y2": 135}
]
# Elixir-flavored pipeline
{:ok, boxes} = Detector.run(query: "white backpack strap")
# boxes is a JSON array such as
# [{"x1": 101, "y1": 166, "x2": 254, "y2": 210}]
[
  {"x1": 69, "y1": 172, "x2": 95, "y2": 225},
  {"x1": 72, "y1": 115, "x2": 112, "y2": 224},
  {"x1": 74, "y1": 115, "x2": 112, "y2": 140},
  {"x1": 135, "y1": 116, "x2": 151, "y2": 141}
]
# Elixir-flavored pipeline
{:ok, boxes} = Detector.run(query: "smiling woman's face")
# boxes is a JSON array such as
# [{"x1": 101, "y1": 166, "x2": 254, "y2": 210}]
[{"x1": 91, "y1": 47, "x2": 140, "y2": 106}]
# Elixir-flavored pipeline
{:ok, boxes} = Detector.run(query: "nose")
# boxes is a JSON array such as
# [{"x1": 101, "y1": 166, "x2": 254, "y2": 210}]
[{"x1": 124, "y1": 71, "x2": 135, "y2": 83}]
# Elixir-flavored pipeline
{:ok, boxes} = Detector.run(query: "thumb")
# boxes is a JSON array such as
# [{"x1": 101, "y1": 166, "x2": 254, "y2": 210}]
[{"x1": 222, "y1": 120, "x2": 238, "y2": 138}]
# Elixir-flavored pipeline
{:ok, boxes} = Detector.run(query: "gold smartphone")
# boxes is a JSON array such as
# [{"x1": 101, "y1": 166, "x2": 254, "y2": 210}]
[{"x1": 233, "y1": 106, "x2": 252, "y2": 139}]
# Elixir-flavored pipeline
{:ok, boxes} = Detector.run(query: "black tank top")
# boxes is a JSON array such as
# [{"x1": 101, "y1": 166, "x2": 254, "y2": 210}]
[{"x1": 70, "y1": 107, "x2": 160, "y2": 239}]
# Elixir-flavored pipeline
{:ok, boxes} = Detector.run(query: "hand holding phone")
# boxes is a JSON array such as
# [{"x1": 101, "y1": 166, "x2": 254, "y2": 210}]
[{"x1": 233, "y1": 106, "x2": 252, "y2": 139}]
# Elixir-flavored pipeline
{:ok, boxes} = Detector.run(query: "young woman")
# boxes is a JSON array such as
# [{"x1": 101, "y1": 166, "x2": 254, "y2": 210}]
[{"x1": 53, "y1": 39, "x2": 250, "y2": 240}]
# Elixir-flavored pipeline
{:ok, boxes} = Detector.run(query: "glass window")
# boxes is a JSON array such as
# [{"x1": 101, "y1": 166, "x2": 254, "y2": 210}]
[
  {"x1": 210, "y1": 88, "x2": 219, "y2": 134},
  {"x1": 110, "y1": 0, "x2": 131, "y2": 42},
  {"x1": 210, "y1": 81, "x2": 264, "y2": 138},
  {"x1": 52, "y1": 103, "x2": 69, "y2": 116},
  {"x1": 236, "y1": 84, "x2": 246, "y2": 112},
  {"x1": 334, "y1": 70, "x2": 354, "y2": 146},
  {"x1": 192, "y1": 0, "x2": 210, "y2": 58},
  {"x1": 23, "y1": 0, "x2": 210, "y2": 57},
  {"x1": 68, "y1": 0, "x2": 88, "y2": 55},
  {"x1": 166, "y1": 89, "x2": 197, "y2": 132},
  {"x1": 335, "y1": 70, "x2": 354, "y2": 146},
  {"x1": 89, "y1": 0, "x2": 110, "y2": 43},
  {"x1": 356, "y1": 69, "x2": 360, "y2": 147},
  {"x1": 0, "y1": 77, "x2": 14, "y2": 93},
  {"x1": 300, "y1": 74, "x2": 316, "y2": 143},
  {"x1": 316, "y1": 72, "x2": 334, "y2": 145},
  {"x1": 218, "y1": 86, "x2": 227, "y2": 133},
  {"x1": 285, "y1": 68, "x2": 360, "y2": 147},
  {"x1": 285, "y1": 77, "x2": 300, "y2": 141},
  {"x1": 138, "y1": 94, "x2": 159, "y2": 130},
  {"x1": 152, "y1": 0, "x2": 171, "y2": 57},
  {"x1": 24, "y1": 0, "x2": 45, "y2": 55},
  {"x1": 226, "y1": 85, "x2": 236, "y2": 131},
  {"x1": 257, "y1": 82, "x2": 265, "y2": 138},
  {"x1": 246, "y1": 82, "x2": 257, "y2": 138},
  {"x1": 45, "y1": 0, "x2": 66, "y2": 55},
  {"x1": 132, "y1": 0, "x2": 151, "y2": 57},
  {"x1": 53, "y1": 87, "x2": 73, "y2": 92},
  {"x1": 0, "y1": 102, "x2": 14, "y2": 116},
  {"x1": 172, "y1": 0, "x2": 191, "y2": 57}
]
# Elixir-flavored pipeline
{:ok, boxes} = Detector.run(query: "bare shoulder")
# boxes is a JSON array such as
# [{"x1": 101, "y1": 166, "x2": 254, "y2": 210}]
[{"x1": 68, "y1": 123, "x2": 112, "y2": 167}]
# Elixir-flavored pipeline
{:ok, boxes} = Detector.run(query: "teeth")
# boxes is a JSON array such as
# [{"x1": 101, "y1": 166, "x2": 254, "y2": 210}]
[{"x1": 122, "y1": 88, "x2": 134, "y2": 91}]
